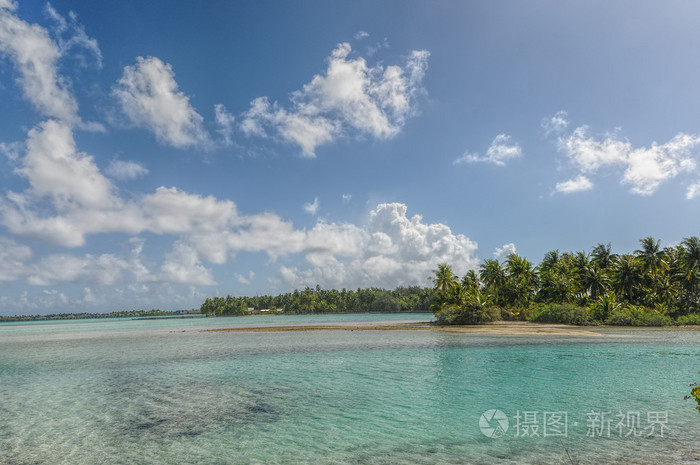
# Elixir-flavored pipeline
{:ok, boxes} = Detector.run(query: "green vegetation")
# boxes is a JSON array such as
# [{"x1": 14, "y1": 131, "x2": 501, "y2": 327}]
[
  {"x1": 431, "y1": 236, "x2": 700, "y2": 326},
  {"x1": 200, "y1": 286, "x2": 433, "y2": 316},
  {"x1": 0, "y1": 309, "x2": 198, "y2": 322}
]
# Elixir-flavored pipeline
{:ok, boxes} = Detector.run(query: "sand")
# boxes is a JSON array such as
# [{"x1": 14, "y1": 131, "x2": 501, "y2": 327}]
[{"x1": 203, "y1": 321, "x2": 605, "y2": 337}]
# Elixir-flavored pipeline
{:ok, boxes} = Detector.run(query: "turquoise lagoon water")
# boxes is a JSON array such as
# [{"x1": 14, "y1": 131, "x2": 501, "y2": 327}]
[{"x1": 1, "y1": 313, "x2": 699, "y2": 464}]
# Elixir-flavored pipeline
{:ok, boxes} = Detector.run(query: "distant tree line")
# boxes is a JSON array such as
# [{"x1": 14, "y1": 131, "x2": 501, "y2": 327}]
[
  {"x1": 431, "y1": 236, "x2": 700, "y2": 326},
  {"x1": 0, "y1": 309, "x2": 198, "y2": 322},
  {"x1": 200, "y1": 286, "x2": 433, "y2": 316}
]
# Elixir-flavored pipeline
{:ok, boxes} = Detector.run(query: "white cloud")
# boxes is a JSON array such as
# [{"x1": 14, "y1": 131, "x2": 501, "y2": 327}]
[
  {"x1": 365, "y1": 37, "x2": 390, "y2": 57},
  {"x1": 0, "y1": 236, "x2": 31, "y2": 281},
  {"x1": 303, "y1": 197, "x2": 320, "y2": 215},
  {"x1": 558, "y1": 126, "x2": 700, "y2": 195},
  {"x1": 0, "y1": 140, "x2": 22, "y2": 161},
  {"x1": 354, "y1": 30, "x2": 370, "y2": 40},
  {"x1": 686, "y1": 181, "x2": 700, "y2": 200},
  {"x1": 105, "y1": 159, "x2": 149, "y2": 181},
  {"x1": 44, "y1": 4, "x2": 102, "y2": 68},
  {"x1": 555, "y1": 175, "x2": 593, "y2": 194},
  {"x1": 19, "y1": 119, "x2": 117, "y2": 209},
  {"x1": 2, "y1": 129, "x2": 481, "y2": 291},
  {"x1": 494, "y1": 243, "x2": 516, "y2": 260},
  {"x1": 541, "y1": 110, "x2": 569, "y2": 136},
  {"x1": 454, "y1": 134, "x2": 522, "y2": 166},
  {"x1": 241, "y1": 43, "x2": 429, "y2": 157},
  {"x1": 214, "y1": 103, "x2": 235, "y2": 146},
  {"x1": 235, "y1": 271, "x2": 255, "y2": 285},
  {"x1": 241, "y1": 97, "x2": 338, "y2": 157},
  {"x1": 26, "y1": 252, "x2": 130, "y2": 286},
  {"x1": 113, "y1": 56, "x2": 209, "y2": 148},
  {"x1": 0, "y1": 4, "x2": 79, "y2": 124},
  {"x1": 0, "y1": 8, "x2": 470, "y2": 299},
  {"x1": 152, "y1": 241, "x2": 215, "y2": 286},
  {"x1": 277, "y1": 203, "x2": 479, "y2": 290},
  {"x1": 342, "y1": 193, "x2": 352, "y2": 203}
]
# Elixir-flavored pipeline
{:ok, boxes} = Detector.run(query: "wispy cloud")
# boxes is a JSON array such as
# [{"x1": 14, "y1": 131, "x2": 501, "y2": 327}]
[
  {"x1": 541, "y1": 110, "x2": 569, "y2": 136},
  {"x1": 354, "y1": 30, "x2": 369, "y2": 40},
  {"x1": 555, "y1": 175, "x2": 593, "y2": 194},
  {"x1": 214, "y1": 103, "x2": 235, "y2": 146},
  {"x1": 235, "y1": 271, "x2": 255, "y2": 285},
  {"x1": 454, "y1": 134, "x2": 522, "y2": 166},
  {"x1": 44, "y1": 3, "x2": 102, "y2": 68},
  {"x1": 105, "y1": 159, "x2": 149, "y2": 181},
  {"x1": 303, "y1": 197, "x2": 320, "y2": 215}
]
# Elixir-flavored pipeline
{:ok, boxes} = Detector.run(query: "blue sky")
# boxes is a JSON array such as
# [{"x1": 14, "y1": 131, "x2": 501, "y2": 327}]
[{"x1": 1, "y1": 0, "x2": 700, "y2": 314}]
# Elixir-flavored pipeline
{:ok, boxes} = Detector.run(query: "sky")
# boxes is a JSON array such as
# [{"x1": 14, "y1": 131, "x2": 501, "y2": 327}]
[{"x1": 1, "y1": 0, "x2": 700, "y2": 315}]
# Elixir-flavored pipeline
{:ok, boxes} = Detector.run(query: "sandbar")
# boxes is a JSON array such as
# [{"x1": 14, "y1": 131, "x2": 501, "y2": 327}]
[{"x1": 203, "y1": 321, "x2": 604, "y2": 337}]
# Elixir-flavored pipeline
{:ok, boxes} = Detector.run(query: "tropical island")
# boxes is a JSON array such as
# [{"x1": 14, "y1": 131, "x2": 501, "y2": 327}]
[
  {"x1": 4, "y1": 236, "x2": 700, "y2": 327},
  {"x1": 201, "y1": 236, "x2": 700, "y2": 327}
]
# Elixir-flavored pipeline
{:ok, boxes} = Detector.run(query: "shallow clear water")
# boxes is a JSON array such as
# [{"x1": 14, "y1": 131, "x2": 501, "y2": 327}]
[{"x1": 1, "y1": 314, "x2": 699, "y2": 464}]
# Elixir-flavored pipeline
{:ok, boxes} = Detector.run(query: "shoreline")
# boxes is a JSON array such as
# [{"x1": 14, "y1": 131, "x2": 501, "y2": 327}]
[{"x1": 204, "y1": 321, "x2": 606, "y2": 337}]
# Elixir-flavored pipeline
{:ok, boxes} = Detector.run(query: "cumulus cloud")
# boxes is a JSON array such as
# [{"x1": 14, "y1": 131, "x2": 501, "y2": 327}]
[
  {"x1": 3, "y1": 138, "x2": 481, "y2": 292},
  {"x1": 303, "y1": 197, "x2": 320, "y2": 215},
  {"x1": 152, "y1": 241, "x2": 215, "y2": 286},
  {"x1": 555, "y1": 175, "x2": 593, "y2": 194},
  {"x1": 0, "y1": 4, "x2": 470, "y2": 311},
  {"x1": 113, "y1": 56, "x2": 210, "y2": 148},
  {"x1": 240, "y1": 43, "x2": 429, "y2": 157},
  {"x1": 454, "y1": 134, "x2": 522, "y2": 166},
  {"x1": 105, "y1": 159, "x2": 149, "y2": 181},
  {"x1": 494, "y1": 243, "x2": 516, "y2": 260},
  {"x1": 241, "y1": 97, "x2": 338, "y2": 157},
  {"x1": 277, "y1": 203, "x2": 479, "y2": 290},
  {"x1": 26, "y1": 252, "x2": 132, "y2": 286},
  {"x1": 19, "y1": 119, "x2": 116, "y2": 209},
  {"x1": 557, "y1": 125, "x2": 700, "y2": 196},
  {"x1": 2, "y1": 198, "x2": 482, "y2": 295},
  {"x1": 0, "y1": 3, "x2": 79, "y2": 124}
]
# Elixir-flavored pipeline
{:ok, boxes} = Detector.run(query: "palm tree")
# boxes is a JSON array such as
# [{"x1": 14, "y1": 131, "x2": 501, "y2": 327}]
[
  {"x1": 678, "y1": 237, "x2": 700, "y2": 307},
  {"x1": 539, "y1": 250, "x2": 560, "y2": 273},
  {"x1": 537, "y1": 269, "x2": 575, "y2": 304},
  {"x1": 432, "y1": 263, "x2": 459, "y2": 301},
  {"x1": 581, "y1": 263, "x2": 609, "y2": 301},
  {"x1": 480, "y1": 259, "x2": 507, "y2": 306},
  {"x1": 504, "y1": 253, "x2": 537, "y2": 308},
  {"x1": 611, "y1": 254, "x2": 642, "y2": 303},
  {"x1": 591, "y1": 243, "x2": 614, "y2": 269},
  {"x1": 635, "y1": 236, "x2": 666, "y2": 278},
  {"x1": 460, "y1": 270, "x2": 480, "y2": 294},
  {"x1": 480, "y1": 259, "x2": 506, "y2": 290}
]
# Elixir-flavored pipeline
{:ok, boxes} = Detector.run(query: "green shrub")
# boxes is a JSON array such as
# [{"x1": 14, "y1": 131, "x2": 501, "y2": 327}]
[
  {"x1": 499, "y1": 306, "x2": 529, "y2": 321},
  {"x1": 606, "y1": 306, "x2": 672, "y2": 326},
  {"x1": 435, "y1": 304, "x2": 501, "y2": 325},
  {"x1": 529, "y1": 304, "x2": 591, "y2": 325},
  {"x1": 674, "y1": 313, "x2": 700, "y2": 325}
]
